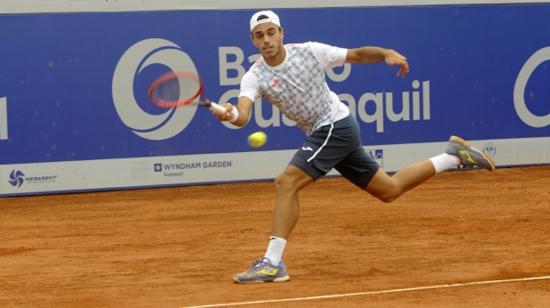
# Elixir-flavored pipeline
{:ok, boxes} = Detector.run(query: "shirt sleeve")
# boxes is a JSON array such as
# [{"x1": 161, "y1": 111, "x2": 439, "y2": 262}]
[
  {"x1": 239, "y1": 70, "x2": 259, "y2": 101},
  {"x1": 308, "y1": 41, "x2": 348, "y2": 69}
]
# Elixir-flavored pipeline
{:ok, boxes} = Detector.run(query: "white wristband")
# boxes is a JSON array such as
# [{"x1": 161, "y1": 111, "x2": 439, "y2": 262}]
[{"x1": 227, "y1": 107, "x2": 239, "y2": 123}]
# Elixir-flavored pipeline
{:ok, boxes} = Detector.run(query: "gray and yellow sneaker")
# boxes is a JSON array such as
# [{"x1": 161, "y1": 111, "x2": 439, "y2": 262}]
[
  {"x1": 233, "y1": 257, "x2": 290, "y2": 284},
  {"x1": 446, "y1": 135, "x2": 496, "y2": 171}
]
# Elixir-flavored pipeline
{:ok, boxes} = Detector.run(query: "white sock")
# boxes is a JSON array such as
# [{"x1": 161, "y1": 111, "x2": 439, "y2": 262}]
[
  {"x1": 264, "y1": 236, "x2": 287, "y2": 266},
  {"x1": 429, "y1": 153, "x2": 460, "y2": 173}
]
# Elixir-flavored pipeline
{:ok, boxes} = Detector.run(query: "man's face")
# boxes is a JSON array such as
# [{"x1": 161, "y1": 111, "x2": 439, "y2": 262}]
[{"x1": 251, "y1": 22, "x2": 284, "y2": 60}]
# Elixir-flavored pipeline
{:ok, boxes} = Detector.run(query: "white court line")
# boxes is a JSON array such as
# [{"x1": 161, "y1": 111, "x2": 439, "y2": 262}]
[{"x1": 184, "y1": 275, "x2": 550, "y2": 308}]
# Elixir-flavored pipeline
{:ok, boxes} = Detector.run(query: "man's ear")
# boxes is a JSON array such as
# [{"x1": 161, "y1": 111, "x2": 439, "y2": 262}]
[{"x1": 250, "y1": 34, "x2": 257, "y2": 47}]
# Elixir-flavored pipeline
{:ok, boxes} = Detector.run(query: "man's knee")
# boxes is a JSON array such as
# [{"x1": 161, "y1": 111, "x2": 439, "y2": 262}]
[
  {"x1": 275, "y1": 166, "x2": 313, "y2": 194},
  {"x1": 368, "y1": 181, "x2": 403, "y2": 203},
  {"x1": 376, "y1": 190, "x2": 401, "y2": 203},
  {"x1": 275, "y1": 173, "x2": 298, "y2": 193}
]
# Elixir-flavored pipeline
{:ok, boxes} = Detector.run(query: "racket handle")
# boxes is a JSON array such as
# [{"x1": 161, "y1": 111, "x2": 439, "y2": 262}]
[{"x1": 209, "y1": 102, "x2": 227, "y2": 114}]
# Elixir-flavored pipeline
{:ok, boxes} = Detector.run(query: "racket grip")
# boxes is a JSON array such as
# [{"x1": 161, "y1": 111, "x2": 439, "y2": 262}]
[{"x1": 209, "y1": 102, "x2": 227, "y2": 114}]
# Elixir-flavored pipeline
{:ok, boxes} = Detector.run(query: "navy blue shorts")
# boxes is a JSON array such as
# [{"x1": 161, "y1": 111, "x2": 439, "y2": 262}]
[{"x1": 289, "y1": 115, "x2": 380, "y2": 189}]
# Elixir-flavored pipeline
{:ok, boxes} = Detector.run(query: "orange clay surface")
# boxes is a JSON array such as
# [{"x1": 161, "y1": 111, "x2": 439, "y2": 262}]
[{"x1": 1, "y1": 166, "x2": 549, "y2": 307}]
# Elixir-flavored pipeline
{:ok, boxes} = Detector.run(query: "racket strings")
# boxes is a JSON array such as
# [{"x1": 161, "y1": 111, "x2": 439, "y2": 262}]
[{"x1": 148, "y1": 72, "x2": 204, "y2": 108}]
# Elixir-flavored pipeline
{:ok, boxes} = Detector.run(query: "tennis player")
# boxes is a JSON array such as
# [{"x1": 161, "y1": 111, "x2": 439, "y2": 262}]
[{"x1": 213, "y1": 10, "x2": 495, "y2": 283}]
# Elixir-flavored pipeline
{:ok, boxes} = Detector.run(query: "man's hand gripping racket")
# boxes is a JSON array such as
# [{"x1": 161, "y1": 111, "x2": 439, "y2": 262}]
[{"x1": 147, "y1": 71, "x2": 238, "y2": 121}]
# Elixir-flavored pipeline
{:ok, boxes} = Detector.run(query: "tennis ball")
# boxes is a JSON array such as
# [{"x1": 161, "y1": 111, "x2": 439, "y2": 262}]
[{"x1": 247, "y1": 131, "x2": 267, "y2": 148}]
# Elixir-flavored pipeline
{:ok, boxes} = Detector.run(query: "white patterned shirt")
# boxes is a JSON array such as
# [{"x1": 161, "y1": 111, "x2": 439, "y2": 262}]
[{"x1": 239, "y1": 42, "x2": 350, "y2": 135}]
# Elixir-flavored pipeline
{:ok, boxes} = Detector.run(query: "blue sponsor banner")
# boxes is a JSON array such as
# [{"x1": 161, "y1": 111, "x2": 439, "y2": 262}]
[{"x1": 0, "y1": 4, "x2": 549, "y2": 165}]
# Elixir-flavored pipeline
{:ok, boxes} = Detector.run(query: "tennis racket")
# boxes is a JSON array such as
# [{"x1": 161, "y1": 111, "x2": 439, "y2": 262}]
[{"x1": 147, "y1": 71, "x2": 226, "y2": 113}]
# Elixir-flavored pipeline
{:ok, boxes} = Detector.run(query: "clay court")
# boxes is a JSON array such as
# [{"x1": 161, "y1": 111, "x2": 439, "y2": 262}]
[{"x1": 1, "y1": 166, "x2": 549, "y2": 307}]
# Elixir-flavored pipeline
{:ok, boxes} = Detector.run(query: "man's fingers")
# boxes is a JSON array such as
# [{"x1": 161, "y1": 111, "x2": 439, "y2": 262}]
[
  {"x1": 210, "y1": 103, "x2": 231, "y2": 121},
  {"x1": 225, "y1": 104, "x2": 236, "y2": 120},
  {"x1": 396, "y1": 65, "x2": 409, "y2": 77}
]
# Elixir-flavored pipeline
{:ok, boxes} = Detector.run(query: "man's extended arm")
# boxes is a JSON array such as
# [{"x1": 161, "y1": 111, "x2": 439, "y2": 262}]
[{"x1": 346, "y1": 46, "x2": 409, "y2": 77}]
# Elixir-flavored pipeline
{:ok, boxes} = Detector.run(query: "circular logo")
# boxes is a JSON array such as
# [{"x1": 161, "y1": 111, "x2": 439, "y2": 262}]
[
  {"x1": 513, "y1": 47, "x2": 550, "y2": 128},
  {"x1": 112, "y1": 38, "x2": 199, "y2": 140},
  {"x1": 483, "y1": 142, "x2": 496, "y2": 159}
]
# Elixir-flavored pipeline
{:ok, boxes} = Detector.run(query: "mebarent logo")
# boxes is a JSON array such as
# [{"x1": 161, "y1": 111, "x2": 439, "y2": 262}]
[
  {"x1": 112, "y1": 38, "x2": 199, "y2": 140},
  {"x1": 9, "y1": 170, "x2": 25, "y2": 188}
]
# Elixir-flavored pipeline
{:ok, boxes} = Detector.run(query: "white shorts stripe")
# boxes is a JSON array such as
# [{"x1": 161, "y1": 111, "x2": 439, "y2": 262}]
[{"x1": 306, "y1": 123, "x2": 334, "y2": 163}]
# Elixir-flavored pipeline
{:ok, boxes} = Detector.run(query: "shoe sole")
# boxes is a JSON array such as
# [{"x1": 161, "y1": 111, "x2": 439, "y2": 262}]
[
  {"x1": 233, "y1": 275, "x2": 290, "y2": 284},
  {"x1": 450, "y1": 135, "x2": 496, "y2": 171}
]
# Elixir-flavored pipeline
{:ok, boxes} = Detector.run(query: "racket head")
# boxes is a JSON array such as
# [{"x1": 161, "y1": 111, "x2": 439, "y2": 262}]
[{"x1": 147, "y1": 71, "x2": 205, "y2": 109}]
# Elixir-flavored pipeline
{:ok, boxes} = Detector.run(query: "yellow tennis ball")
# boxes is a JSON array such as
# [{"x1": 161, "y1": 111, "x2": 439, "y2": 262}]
[{"x1": 247, "y1": 131, "x2": 267, "y2": 148}]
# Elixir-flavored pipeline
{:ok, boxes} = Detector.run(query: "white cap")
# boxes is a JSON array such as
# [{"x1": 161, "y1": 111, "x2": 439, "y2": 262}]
[{"x1": 249, "y1": 10, "x2": 281, "y2": 32}]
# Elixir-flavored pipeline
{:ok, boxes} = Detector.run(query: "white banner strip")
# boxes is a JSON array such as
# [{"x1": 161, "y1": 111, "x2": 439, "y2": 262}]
[{"x1": 1, "y1": 137, "x2": 549, "y2": 196}]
